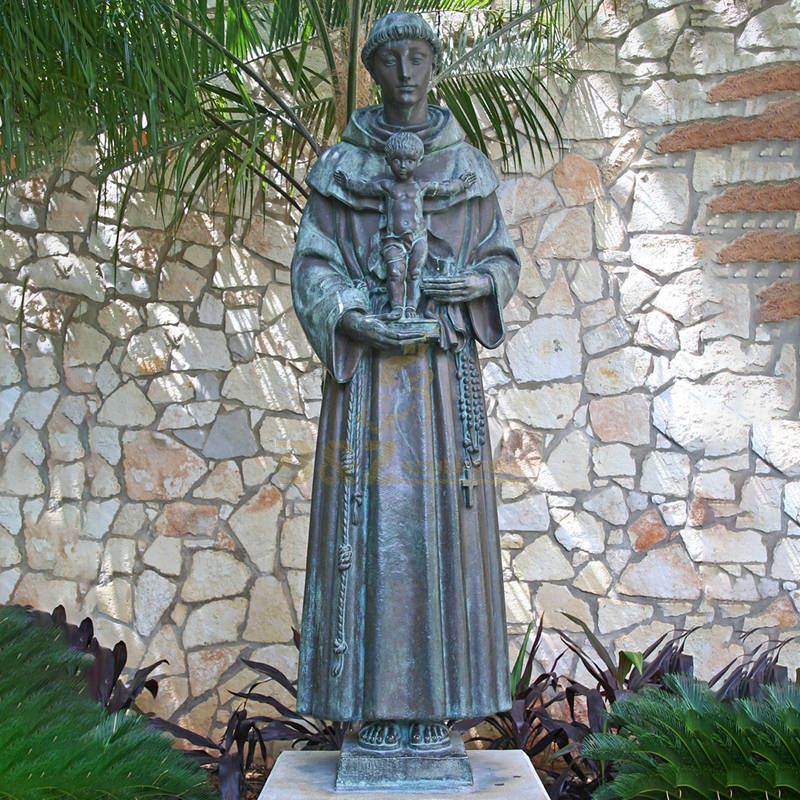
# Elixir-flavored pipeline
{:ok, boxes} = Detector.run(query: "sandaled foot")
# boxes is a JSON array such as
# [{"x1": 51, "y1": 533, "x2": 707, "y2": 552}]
[
  {"x1": 409, "y1": 721, "x2": 450, "y2": 751},
  {"x1": 358, "y1": 720, "x2": 401, "y2": 751}
]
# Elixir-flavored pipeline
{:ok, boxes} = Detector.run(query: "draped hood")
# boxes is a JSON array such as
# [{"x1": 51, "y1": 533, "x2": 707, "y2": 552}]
[{"x1": 306, "y1": 105, "x2": 499, "y2": 211}]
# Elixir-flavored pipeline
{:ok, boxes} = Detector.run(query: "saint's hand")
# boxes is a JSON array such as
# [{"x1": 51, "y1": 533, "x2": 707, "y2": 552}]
[
  {"x1": 339, "y1": 310, "x2": 428, "y2": 350},
  {"x1": 460, "y1": 171, "x2": 477, "y2": 188},
  {"x1": 334, "y1": 169, "x2": 347, "y2": 187},
  {"x1": 422, "y1": 272, "x2": 492, "y2": 303}
]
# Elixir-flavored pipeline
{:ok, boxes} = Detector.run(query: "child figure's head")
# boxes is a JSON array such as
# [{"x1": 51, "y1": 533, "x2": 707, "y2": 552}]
[{"x1": 385, "y1": 131, "x2": 424, "y2": 181}]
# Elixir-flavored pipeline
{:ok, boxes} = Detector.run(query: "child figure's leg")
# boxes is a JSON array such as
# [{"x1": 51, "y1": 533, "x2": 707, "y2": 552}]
[
  {"x1": 381, "y1": 240, "x2": 407, "y2": 319},
  {"x1": 404, "y1": 235, "x2": 427, "y2": 318}
]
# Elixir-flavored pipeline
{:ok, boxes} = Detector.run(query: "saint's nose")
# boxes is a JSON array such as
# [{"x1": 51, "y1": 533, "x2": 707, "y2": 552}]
[{"x1": 397, "y1": 56, "x2": 410, "y2": 81}]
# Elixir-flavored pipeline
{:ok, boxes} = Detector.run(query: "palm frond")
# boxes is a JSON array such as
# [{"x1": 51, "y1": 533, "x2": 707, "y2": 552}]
[
  {"x1": 437, "y1": 67, "x2": 563, "y2": 170},
  {"x1": 2, "y1": 0, "x2": 598, "y2": 229}
]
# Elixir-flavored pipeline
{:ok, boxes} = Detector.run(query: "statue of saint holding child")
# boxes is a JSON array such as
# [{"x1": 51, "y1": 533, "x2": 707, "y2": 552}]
[{"x1": 290, "y1": 10, "x2": 519, "y2": 758}]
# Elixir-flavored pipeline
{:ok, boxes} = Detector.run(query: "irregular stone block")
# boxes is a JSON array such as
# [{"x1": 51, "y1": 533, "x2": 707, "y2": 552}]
[
  {"x1": 753, "y1": 420, "x2": 800, "y2": 476},
  {"x1": 553, "y1": 509, "x2": 605, "y2": 554},
  {"x1": 507, "y1": 317, "x2": 581, "y2": 383},
  {"x1": 681, "y1": 525, "x2": 767, "y2": 564},
  {"x1": 170, "y1": 325, "x2": 233, "y2": 372},
  {"x1": 597, "y1": 597, "x2": 651, "y2": 634},
  {"x1": 123, "y1": 431, "x2": 208, "y2": 500},
  {"x1": 641, "y1": 451, "x2": 691, "y2": 497},
  {"x1": 497, "y1": 494, "x2": 550, "y2": 532},
  {"x1": 496, "y1": 177, "x2": 560, "y2": 226},
  {"x1": 228, "y1": 485, "x2": 281, "y2": 572},
  {"x1": 584, "y1": 484, "x2": 628, "y2": 525},
  {"x1": 562, "y1": 74, "x2": 623, "y2": 140},
  {"x1": 589, "y1": 394, "x2": 651, "y2": 446},
  {"x1": 513, "y1": 536, "x2": 573, "y2": 582},
  {"x1": 618, "y1": 543, "x2": 701, "y2": 599},
  {"x1": 22, "y1": 255, "x2": 105, "y2": 302},
  {"x1": 629, "y1": 509, "x2": 669, "y2": 552},
  {"x1": 592, "y1": 443, "x2": 636, "y2": 477},
  {"x1": 574, "y1": 561, "x2": 612, "y2": 595},
  {"x1": 183, "y1": 596, "x2": 248, "y2": 648},
  {"x1": 537, "y1": 432, "x2": 592, "y2": 493},
  {"x1": 182, "y1": 550, "x2": 250, "y2": 602},
  {"x1": 158, "y1": 262, "x2": 206, "y2": 303},
  {"x1": 619, "y1": 6, "x2": 688, "y2": 60},
  {"x1": 534, "y1": 584, "x2": 591, "y2": 631},
  {"x1": 553, "y1": 154, "x2": 602, "y2": 206},
  {"x1": 630, "y1": 171, "x2": 690, "y2": 232},
  {"x1": 213, "y1": 243, "x2": 272, "y2": 288},
  {"x1": 585, "y1": 348, "x2": 651, "y2": 396},
  {"x1": 534, "y1": 208, "x2": 593, "y2": 259},
  {"x1": 64, "y1": 322, "x2": 111, "y2": 366},
  {"x1": 243, "y1": 576, "x2": 293, "y2": 643},
  {"x1": 98, "y1": 381, "x2": 156, "y2": 427},
  {"x1": 222, "y1": 358, "x2": 303, "y2": 412}
]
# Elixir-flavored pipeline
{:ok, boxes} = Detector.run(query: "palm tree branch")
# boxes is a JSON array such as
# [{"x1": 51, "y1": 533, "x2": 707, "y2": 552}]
[
  {"x1": 167, "y1": 7, "x2": 321, "y2": 154},
  {"x1": 432, "y1": 0, "x2": 584, "y2": 86}
]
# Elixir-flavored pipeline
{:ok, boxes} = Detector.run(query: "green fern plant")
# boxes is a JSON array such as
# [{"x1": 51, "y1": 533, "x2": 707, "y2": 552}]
[
  {"x1": 584, "y1": 674, "x2": 800, "y2": 800},
  {"x1": 0, "y1": 605, "x2": 216, "y2": 800}
]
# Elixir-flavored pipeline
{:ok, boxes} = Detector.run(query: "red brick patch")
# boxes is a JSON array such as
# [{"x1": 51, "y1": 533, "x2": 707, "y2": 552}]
[
  {"x1": 717, "y1": 232, "x2": 800, "y2": 263},
  {"x1": 758, "y1": 280, "x2": 800, "y2": 322},
  {"x1": 708, "y1": 64, "x2": 800, "y2": 102},
  {"x1": 708, "y1": 180, "x2": 800, "y2": 213},
  {"x1": 657, "y1": 99, "x2": 800, "y2": 153}
]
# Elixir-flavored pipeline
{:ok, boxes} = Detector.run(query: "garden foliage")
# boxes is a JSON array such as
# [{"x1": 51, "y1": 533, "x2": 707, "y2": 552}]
[
  {"x1": 585, "y1": 675, "x2": 800, "y2": 800},
  {"x1": 0, "y1": 605, "x2": 215, "y2": 800}
]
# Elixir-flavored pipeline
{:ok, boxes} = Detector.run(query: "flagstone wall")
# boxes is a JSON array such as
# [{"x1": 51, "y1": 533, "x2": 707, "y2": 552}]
[{"x1": 0, "y1": 0, "x2": 798, "y2": 735}]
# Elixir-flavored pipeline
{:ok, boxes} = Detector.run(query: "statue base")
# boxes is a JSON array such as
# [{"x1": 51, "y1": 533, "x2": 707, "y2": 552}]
[
  {"x1": 336, "y1": 733, "x2": 472, "y2": 791},
  {"x1": 259, "y1": 748, "x2": 549, "y2": 798}
]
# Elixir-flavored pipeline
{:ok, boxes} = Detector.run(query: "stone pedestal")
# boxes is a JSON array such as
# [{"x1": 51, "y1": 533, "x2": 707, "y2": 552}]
[
  {"x1": 336, "y1": 733, "x2": 472, "y2": 791},
  {"x1": 259, "y1": 749, "x2": 549, "y2": 799}
]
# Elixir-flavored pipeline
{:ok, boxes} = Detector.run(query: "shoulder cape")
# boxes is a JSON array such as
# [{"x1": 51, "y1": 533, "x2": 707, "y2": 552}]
[{"x1": 306, "y1": 105, "x2": 499, "y2": 212}]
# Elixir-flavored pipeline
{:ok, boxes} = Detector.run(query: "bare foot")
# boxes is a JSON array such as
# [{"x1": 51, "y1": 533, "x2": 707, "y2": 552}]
[
  {"x1": 385, "y1": 306, "x2": 404, "y2": 321},
  {"x1": 358, "y1": 720, "x2": 401, "y2": 751},
  {"x1": 402, "y1": 306, "x2": 419, "y2": 319},
  {"x1": 409, "y1": 721, "x2": 450, "y2": 750}
]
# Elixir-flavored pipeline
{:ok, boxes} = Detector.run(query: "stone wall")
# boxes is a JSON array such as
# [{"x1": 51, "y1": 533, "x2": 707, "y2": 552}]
[{"x1": 1, "y1": 0, "x2": 798, "y2": 736}]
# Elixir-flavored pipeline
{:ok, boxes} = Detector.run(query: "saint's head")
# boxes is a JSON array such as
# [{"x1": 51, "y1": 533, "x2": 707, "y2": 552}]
[
  {"x1": 384, "y1": 131, "x2": 424, "y2": 181},
  {"x1": 361, "y1": 12, "x2": 443, "y2": 124}
]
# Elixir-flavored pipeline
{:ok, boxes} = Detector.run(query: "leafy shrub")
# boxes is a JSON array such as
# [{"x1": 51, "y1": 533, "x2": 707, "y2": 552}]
[
  {"x1": 584, "y1": 674, "x2": 800, "y2": 800},
  {"x1": 153, "y1": 630, "x2": 350, "y2": 800},
  {"x1": 25, "y1": 604, "x2": 164, "y2": 711},
  {"x1": 0, "y1": 605, "x2": 215, "y2": 800}
]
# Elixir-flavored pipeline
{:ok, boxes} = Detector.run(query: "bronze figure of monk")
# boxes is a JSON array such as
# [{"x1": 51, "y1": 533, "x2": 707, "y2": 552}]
[{"x1": 290, "y1": 11, "x2": 519, "y2": 757}]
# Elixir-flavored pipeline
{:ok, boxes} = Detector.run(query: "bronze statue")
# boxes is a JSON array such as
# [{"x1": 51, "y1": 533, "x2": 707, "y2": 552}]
[{"x1": 291, "y1": 10, "x2": 519, "y2": 763}]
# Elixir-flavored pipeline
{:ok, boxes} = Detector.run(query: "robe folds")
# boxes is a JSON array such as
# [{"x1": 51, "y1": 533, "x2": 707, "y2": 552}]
[{"x1": 292, "y1": 105, "x2": 519, "y2": 722}]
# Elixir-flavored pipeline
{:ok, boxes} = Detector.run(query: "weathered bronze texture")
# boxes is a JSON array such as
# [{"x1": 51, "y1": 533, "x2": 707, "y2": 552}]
[{"x1": 290, "y1": 10, "x2": 519, "y2": 775}]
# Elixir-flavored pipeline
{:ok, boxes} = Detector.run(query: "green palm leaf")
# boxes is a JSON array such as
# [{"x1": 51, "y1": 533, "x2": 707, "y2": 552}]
[{"x1": 2, "y1": 0, "x2": 598, "y2": 228}]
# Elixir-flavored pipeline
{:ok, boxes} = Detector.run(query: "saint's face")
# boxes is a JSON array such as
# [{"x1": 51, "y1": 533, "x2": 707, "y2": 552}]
[{"x1": 370, "y1": 39, "x2": 434, "y2": 111}]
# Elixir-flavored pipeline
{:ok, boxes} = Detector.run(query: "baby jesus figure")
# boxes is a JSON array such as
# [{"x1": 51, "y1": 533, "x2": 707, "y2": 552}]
[{"x1": 335, "y1": 131, "x2": 476, "y2": 321}]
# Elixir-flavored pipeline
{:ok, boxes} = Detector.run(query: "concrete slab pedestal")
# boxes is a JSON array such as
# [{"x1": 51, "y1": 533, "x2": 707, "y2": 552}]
[{"x1": 258, "y1": 749, "x2": 549, "y2": 799}]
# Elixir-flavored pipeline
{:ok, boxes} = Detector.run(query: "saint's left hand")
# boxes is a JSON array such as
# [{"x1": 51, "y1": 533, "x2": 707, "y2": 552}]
[{"x1": 422, "y1": 272, "x2": 492, "y2": 303}]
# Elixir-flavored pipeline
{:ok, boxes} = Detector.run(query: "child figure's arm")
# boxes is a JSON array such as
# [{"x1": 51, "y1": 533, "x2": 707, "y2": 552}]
[
  {"x1": 424, "y1": 171, "x2": 477, "y2": 198},
  {"x1": 334, "y1": 169, "x2": 385, "y2": 198}
]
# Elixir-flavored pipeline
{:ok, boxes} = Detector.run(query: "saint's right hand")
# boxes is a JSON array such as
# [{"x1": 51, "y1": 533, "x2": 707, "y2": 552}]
[{"x1": 339, "y1": 310, "x2": 427, "y2": 350}]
